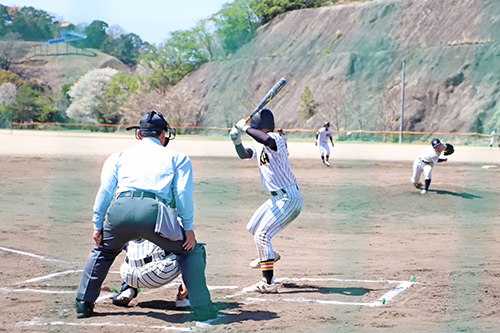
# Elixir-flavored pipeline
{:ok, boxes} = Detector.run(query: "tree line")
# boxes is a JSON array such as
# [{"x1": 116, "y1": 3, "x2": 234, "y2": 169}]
[{"x1": 0, "y1": 0, "x2": 338, "y2": 126}]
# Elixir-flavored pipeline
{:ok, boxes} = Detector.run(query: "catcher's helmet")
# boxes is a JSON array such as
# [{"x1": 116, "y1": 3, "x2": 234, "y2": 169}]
[
  {"x1": 249, "y1": 108, "x2": 275, "y2": 131},
  {"x1": 324, "y1": 121, "x2": 330, "y2": 127},
  {"x1": 431, "y1": 138, "x2": 443, "y2": 148}
]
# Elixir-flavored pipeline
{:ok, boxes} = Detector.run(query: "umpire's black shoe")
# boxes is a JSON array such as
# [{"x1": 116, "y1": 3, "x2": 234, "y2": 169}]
[
  {"x1": 192, "y1": 302, "x2": 218, "y2": 321},
  {"x1": 76, "y1": 300, "x2": 95, "y2": 319}
]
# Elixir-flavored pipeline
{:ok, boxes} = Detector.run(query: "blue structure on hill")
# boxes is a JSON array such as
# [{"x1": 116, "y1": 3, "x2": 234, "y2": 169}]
[
  {"x1": 43, "y1": 22, "x2": 87, "y2": 45},
  {"x1": 27, "y1": 22, "x2": 95, "y2": 59}
]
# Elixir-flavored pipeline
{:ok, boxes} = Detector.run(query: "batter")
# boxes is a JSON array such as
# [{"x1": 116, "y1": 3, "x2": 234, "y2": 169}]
[{"x1": 229, "y1": 108, "x2": 303, "y2": 293}]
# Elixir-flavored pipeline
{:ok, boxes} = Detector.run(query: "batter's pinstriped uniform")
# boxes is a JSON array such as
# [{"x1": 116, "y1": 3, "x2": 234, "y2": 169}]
[
  {"x1": 246, "y1": 132, "x2": 303, "y2": 262},
  {"x1": 120, "y1": 239, "x2": 181, "y2": 289}
]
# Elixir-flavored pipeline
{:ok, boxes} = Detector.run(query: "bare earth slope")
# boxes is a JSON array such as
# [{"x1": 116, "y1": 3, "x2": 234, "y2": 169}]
[
  {"x1": 10, "y1": 45, "x2": 127, "y2": 98},
  {"x1": 171, "y1": 0, "x2": 500, "y2": 136}
]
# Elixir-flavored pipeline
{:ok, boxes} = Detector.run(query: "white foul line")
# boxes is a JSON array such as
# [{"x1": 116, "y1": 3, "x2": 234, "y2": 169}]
[
  {"x1": 0, "y1": 245, "x2": 75, "y2": 264},
  {"x1": 15, "y1": 317, "x2": 194, "y2": 331},
  {"x1": 15, "y1": 270, "x2": 83, "y2": 285}
]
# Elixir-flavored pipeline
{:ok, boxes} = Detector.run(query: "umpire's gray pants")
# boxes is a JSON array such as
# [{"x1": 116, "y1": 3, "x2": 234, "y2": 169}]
[{"x1": 76, "y1": 196, "x2": 211, "y2": 308}]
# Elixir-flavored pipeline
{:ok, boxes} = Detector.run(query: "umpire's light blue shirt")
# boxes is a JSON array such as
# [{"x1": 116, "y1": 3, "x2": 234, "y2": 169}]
[{"x1": 92, "y1": 137, "x2": 194, "y2": 231}]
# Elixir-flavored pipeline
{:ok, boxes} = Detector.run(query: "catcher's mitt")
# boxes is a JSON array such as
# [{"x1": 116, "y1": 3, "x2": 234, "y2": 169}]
[{"x1": 443, "y1": 143, "x2": 454, "y2": 156}]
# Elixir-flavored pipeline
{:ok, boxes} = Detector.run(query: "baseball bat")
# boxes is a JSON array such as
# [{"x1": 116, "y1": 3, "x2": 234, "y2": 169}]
[{"x1": 245, "y1": 78, "x2": 287, "y2": 123}]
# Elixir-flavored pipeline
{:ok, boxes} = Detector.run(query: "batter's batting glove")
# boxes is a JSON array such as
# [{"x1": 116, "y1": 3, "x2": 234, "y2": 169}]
[
  {"x1": 236, "y1": 118, "x2": 250, "y2": 133},
  {"x1": 229, "y1": 126, "x2": 241, "y2": 145}
]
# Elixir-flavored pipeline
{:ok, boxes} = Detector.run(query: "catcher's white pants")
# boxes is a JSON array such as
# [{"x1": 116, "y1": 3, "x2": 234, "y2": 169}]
[
  {"x1": 318, "y1": 141, "x2": 330, "y2": 157},
  {"x1": 246, "y1": 185, "x2": 303, "y2": 262},
  {"x1": 120, "y1": 253, "x2": 180, "y2": 288},
  {"x1": 411, "y1": 158, "x2": 433, "y2": 183}
]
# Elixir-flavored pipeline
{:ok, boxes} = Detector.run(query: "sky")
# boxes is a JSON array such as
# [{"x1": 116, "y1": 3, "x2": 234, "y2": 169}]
[{"x1": 9, "y1": 0, "x2": 230, "y2": 45}]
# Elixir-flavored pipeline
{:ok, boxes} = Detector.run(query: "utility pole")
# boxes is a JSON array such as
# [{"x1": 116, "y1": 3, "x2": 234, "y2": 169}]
[{"x1": 399, "y1": 60, "x2": 405, "y2": 144}]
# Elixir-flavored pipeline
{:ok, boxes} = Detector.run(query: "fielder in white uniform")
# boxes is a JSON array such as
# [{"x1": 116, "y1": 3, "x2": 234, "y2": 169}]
[
  {"x1": 490, "y1": 129, "x2": 499, "y2": 149},
  {"x1": 111, "y1": 238, "x2": 195, "y2": 308},
  {"x1": 277, "y1": 128, "x2": 287, "y2": 144},
  {"x1": 229, "y1": 108, "x2": 303, "y2": 293},
  {"x1": 315, "y1": 121, "x2": 334, "y2": 166},
  {"x1": 277, "y1": 128, "x2": 288, "y2": 154},
  {"x1": 411, "y1": 138, "x2": 448, "y2": 194}
]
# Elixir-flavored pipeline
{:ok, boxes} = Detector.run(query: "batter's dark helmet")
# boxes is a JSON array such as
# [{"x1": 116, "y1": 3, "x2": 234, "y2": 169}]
[{"x1": 249, "y1": 108, "x2": 275, "y2": 131}]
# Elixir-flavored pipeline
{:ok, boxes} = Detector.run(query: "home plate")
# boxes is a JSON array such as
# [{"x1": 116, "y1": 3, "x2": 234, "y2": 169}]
[{"x1": 482, "y1": 165, "x2": 498, "y2": 169}]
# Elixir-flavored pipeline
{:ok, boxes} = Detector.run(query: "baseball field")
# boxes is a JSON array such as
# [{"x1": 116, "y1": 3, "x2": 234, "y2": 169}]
[{"x1": 1, "y1": 130, "x2": 499, "y2": 332}]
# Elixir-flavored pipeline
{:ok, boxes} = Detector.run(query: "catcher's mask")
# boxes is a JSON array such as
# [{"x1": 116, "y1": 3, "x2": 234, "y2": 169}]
[
  {"x1": 126, "y1": 111, "x2": 176, "y2": 147},
  {"x1": 249, "y1": 108, "x2": 275, "y2": 132}
]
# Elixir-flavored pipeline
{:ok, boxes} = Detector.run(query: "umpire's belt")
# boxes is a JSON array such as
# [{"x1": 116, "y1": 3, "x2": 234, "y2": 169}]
[
  {"x1": 125, "y1": 255, "x2": 153, "y2": 266},
  {"x1": 419, "y1": 158, "x2": 430, "y2": 164},
  {"x1": 118, "y1": 191, "x2": 166, "y2": 204}
]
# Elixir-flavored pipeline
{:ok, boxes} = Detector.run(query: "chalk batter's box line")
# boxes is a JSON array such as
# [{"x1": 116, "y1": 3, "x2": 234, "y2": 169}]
[{"x1": 0, "y1": 245, "x2": 415, "y2": 307}]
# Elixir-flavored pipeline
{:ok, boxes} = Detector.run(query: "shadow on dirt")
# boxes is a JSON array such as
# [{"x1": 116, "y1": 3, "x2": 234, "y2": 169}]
[
  {"x1": 101, "y1": 300, "x2": 279, "y2": 324},
  {"x1": 280, "y1": 283, "x2": 376, "y2": 296},
  {"x1": 432, "y1": 189, "x2": 482, "y2": 199}
]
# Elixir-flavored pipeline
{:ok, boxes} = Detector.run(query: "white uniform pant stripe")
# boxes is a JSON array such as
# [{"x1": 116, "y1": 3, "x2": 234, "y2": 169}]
[
  {"x1": 121, "y1": 257, "x2": 180, "y2": 288},
  {"x1": 246, "y1": 189, "x2": 303, "y2": 262}
]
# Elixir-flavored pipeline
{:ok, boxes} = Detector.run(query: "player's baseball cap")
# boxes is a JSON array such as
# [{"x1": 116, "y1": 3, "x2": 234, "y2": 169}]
[
  {"x1": 277, "y1": 128, "x2": 283, "y2": 132},
  {"x1": 431, "y1": 138, "x2": 443, "y2": 147},
  {"x1": 324, "y1": 121, "x2": 330, "y2": 127}
]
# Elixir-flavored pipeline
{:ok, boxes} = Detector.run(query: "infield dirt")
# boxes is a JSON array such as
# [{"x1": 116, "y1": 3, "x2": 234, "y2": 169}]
[{"x1": 0, "y1": 131, "x2": 499, "y2": 332}]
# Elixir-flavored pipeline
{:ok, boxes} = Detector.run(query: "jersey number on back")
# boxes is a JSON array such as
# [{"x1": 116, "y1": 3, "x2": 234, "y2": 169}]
[{"x1": 260, "y1": 150, "x2": 270, "y2": 166}]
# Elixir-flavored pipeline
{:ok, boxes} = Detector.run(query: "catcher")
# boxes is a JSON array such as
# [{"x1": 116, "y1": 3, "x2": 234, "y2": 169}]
[
  {"x1": 411, "y1": 138, "x2": 454, "y2": 194},
  {"x1": 111, "y1": 238, "x2": 200, "y2": 309}
]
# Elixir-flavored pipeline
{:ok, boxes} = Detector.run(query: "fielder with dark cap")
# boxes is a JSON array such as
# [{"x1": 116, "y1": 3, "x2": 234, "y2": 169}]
[
  {"x1": 315, "y1": 121, "x2": 334, "y2": 166},
  {"x1": 411, "y1": 138, "x2": 448, "y2": 194},
  {"x1": 75, "y1": 111, "x2": 217, "y2": 321},
  {"x1": 229, "y1": 108, "x2": 303, "y2": 293}
]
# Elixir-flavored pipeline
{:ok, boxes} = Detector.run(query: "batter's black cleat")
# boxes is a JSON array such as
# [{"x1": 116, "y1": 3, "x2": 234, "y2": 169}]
[
  {"x1": 76, "y1": 300, "x2": 95, "y2": 319},
  {"x1": 192, "y1": 302, "x2": 218, "y2": 321}
]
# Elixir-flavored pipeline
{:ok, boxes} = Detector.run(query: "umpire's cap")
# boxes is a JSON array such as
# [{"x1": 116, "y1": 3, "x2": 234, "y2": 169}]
[
  {"x1": 126, "y1": 111, "x2": 168, "y2": 133},
  {"x1": 249, "y1": 108, "x2": 275, "y2": 131},
  {"x1": 126, "y1": 111, "x2": 176, "y2": 145},
  {"x1": 431, "y1": 138, "x2": 443, "y2": 148}
]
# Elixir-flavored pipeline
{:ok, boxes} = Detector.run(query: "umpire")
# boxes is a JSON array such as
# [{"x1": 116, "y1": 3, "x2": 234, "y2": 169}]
[{"x1": 75, "y1": 111, "x2": 218, "y2": 321}]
